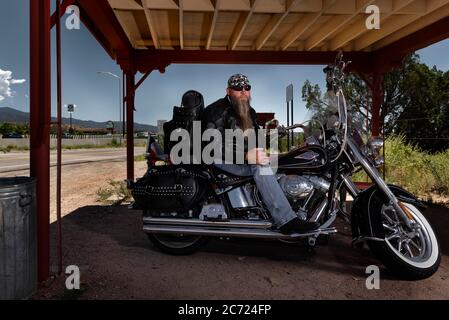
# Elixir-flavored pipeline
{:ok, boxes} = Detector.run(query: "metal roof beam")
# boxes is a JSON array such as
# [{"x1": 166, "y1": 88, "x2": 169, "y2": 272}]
[
  {"x1": 134, "y1": 49, "x2": 373, "y2": 73},
  {"x1": 329, "y1": 0, "x2": 415, "y2": 51},
  {"x1": 279, "y1": 0, "x2": 337, "y2": 51},
  {"x1": 304, "y1": 0, "x2": 376, "y2": 50},
  {"x1": 179, "y1": 0, "x2": 184, "y2": 49},
  {"x1": 254, "y1": 0, "x2": 299, "y2": 50},
  {"x1": 230, "y1": 0, "x2": 260, "y2": 50},
  {"x1": 372, "y1": 0, "x2": 449, "y2": 50},
  {"x1": 206, "y1": 0, "x2": 221, "y2": 49},
  {"x1": 355, "y1": 0, "x2": 448, "y2": 50},
  {"x1": 77, "y1": 0, "x2": 134, "y2": 59},
  {"x1": 373, "y1": 13, "x2": 449, "y2": 63},
  {"x1": 142, "y1": 0, "x2": 160, "y2": 49}
]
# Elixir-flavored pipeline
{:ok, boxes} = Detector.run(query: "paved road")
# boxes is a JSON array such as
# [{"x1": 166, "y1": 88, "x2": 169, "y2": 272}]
[{"x1": 0, "y1": 147, "x2": 146, "y2": 173}]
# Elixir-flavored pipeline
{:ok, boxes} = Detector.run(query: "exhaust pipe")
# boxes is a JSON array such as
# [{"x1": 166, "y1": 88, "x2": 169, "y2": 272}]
[
  {"x1": 142, "y1": 217, "x2": 273, "y2": 229},
  {"x1": 143, "y1": 224, "x2": 337, "y2": 240}
]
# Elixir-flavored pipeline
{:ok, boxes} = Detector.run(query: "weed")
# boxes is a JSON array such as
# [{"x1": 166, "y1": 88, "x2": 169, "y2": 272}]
[{"x1": 96, "y1": 180, "x2": 133, "y2": 205}]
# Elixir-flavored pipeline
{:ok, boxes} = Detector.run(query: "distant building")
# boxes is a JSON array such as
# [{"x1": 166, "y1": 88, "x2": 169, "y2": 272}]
[
  {"x1": 157, "y1": 120, "x2": 167, "y2": 134},
  {"x1": 136, "y1": 131, "x2": 149, "y2": 138}
]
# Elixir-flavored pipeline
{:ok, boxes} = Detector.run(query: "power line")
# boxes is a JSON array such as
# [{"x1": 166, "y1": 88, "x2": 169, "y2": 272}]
[
  {"x1": 395, "y1": 116, "x2": 449, "y2": 122},
  {"x1": 405, "y1": 138, "x2": 449, "y2": 140}
]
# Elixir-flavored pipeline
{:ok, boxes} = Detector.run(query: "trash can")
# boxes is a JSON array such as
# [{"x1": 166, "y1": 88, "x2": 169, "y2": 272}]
[{"x1": 0, "y1": 177, "x2": 37, "y2": 300}]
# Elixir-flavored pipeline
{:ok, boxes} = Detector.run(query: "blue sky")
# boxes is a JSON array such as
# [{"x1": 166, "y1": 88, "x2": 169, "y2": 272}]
[{"x1": 1, "y1": 0, "x2": 448, "y2": 126}]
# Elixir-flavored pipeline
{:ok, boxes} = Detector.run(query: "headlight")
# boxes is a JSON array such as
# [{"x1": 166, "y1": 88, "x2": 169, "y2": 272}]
[
  {"x1": 369, "y1": 137, "x2": 384, "y2": 151},
  {"x1": 367, "y1": 137, "x2": 384, "y2": 167}
]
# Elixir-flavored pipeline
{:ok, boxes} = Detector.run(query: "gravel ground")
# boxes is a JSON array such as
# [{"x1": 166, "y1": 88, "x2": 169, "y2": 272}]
[
  {"x1": 34, "y1": 203, "x2": 449, "y2": 300},
  {"x1": 2, "y1": 160, "x2": 448, "y2": 299}
]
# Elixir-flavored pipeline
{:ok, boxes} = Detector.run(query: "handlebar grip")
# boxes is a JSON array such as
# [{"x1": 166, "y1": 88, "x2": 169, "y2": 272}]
[{"x1": 285, "y1": 124, "x2": 305, "y2": 130}]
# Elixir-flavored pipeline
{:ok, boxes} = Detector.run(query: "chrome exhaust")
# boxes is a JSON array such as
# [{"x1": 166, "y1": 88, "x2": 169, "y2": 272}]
[
  {"x1": 142, "y1": 224, "x2": 337, "y2": 240},
  {"x1": 142, "y1": 217, "x2": 273, "y2": 229}
]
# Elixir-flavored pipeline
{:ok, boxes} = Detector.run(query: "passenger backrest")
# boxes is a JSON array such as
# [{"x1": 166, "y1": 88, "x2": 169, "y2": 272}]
[{"x1": 163, "y1": 90, "x2": 204, "y2": 159}]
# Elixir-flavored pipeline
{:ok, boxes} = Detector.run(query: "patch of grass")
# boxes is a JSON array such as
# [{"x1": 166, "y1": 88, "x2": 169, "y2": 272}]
[
  {"x1": 134, "y1": 154, "x2": 146, "y2": 162},
  {"x1": 0, "y1": 145, "x2": 29, "y2": 153},
  {"x1": 353, "y1": 135, "x2": 449, "y2": 200},
  {"x1": 110, "y1": 138, "x2": 121, "y2": 147},
  {"x1": 60, "y1": 142, "x2": 124, "y2": 150},
  {"x1": 384, "y1": 136, "x2": 436, "y2": 199},
  {"x1": 96, "y1": 180, "x2": 133, "y2": 205}
]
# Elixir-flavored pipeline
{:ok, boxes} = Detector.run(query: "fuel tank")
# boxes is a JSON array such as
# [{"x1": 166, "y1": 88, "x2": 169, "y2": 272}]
[{"x1": 278, "y1": 144, "x2": 328, "y2": 173}]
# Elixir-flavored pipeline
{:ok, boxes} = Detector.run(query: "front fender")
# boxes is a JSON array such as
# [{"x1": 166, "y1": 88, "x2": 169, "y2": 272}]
[{"x1": 350, "y1": 184, "x2": 426, "y2": 240}]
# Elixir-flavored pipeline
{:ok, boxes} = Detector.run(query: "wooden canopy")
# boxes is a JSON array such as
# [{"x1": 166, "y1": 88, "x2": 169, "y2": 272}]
[{"x1": 65, "y1": 0, "x2": 449, "y2": 74}]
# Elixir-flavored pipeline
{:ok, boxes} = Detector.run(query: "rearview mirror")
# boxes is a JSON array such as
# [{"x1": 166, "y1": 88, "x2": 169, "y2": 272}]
[{"x1": 265, "y1": 118, "x2": 279, "y2": 128}]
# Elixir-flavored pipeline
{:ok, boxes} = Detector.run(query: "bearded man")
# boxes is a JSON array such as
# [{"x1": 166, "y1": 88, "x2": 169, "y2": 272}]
[{"x1": 201, "y1": 74, "x2": 318, "y2": 234}]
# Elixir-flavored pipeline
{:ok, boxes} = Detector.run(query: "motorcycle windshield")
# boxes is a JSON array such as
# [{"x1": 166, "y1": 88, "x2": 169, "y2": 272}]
[
  {"x1": 346, "y1": 94, "x2": 370, "y2": 147},
  {"x1": 302, "y1": 88, "x2": 369, "y2": 148},
  {"x1": 302, "y1": 89, "x2": 343, "y2": 146}
]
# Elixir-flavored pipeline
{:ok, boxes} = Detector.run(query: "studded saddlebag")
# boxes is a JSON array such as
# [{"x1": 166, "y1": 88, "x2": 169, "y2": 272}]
[{"x1": 131, "y1": 166, "x2": 207, "y2": 212}]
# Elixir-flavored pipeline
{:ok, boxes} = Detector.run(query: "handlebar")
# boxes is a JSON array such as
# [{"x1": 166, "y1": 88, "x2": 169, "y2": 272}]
[{"x1": 284, "y1": 124, "x2": 306, "y2": 131}]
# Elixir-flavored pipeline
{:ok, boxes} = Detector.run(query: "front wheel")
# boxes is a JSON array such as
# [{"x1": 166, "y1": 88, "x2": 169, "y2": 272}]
[
  {"x1": 147, "y1": 233, "x2": 208, "y2": 255},
  {"x1": 362, "y1": 189, "x2": 441, "y2": 279}
]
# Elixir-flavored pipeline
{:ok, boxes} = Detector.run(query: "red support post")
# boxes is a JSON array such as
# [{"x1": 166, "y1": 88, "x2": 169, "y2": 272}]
[
  {"x1": 371, "y1": 73, "x2": 383, "y2": 137},
  {"x1": 50, "y1": 0, "x2": 75, "y2": 28},
  {"x1": 126, "y1": 71, "x2": 136, "y2": 181},
  {"x1": 30, "y1": 0, "x2": 51, "y2": 283},
  {"x1": 55, "y1": 0, "x2": 63, "y2": 276}
]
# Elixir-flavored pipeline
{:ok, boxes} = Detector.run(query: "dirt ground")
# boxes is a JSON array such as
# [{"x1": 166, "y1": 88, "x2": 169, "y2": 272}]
[{"x1": 2, "y1": 160, "x2": 449, "y2": 300}]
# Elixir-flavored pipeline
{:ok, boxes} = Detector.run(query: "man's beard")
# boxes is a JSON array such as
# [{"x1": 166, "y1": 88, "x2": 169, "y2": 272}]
[{"x1": 229, "y1": 95, "x2": 253, "y2": 132}]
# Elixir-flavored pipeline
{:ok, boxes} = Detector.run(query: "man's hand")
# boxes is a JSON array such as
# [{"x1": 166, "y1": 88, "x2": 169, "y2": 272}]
[{"x1": 246, "y1": 148, "x2": 269, "y2": 165}]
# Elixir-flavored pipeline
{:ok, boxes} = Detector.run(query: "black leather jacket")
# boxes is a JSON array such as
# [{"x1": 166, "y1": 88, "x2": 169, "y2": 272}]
[{"x1": 201, "y1": 96, "x2": 262, "y2": 163}]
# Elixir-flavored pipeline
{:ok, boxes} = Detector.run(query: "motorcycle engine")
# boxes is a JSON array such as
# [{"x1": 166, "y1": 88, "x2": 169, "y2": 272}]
[{"x1": 278, "y1": 174, "x2": 330, "y2": 213}]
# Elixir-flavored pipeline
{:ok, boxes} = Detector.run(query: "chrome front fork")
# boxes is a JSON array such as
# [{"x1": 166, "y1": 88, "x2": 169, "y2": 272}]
[{"x1": 344, "y1": 139, "x2": 414, "y2": 229}]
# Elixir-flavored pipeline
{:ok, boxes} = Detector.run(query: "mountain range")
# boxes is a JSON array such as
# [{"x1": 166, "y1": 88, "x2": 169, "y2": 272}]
[{"x1": 0, "y1": 107, "x2": 157, "y2": 132}]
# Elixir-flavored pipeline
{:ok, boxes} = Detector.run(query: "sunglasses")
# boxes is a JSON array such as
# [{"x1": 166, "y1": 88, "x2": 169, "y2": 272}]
[{"x1": 229, "y1": 85, "x2": 251, "y2": 92}]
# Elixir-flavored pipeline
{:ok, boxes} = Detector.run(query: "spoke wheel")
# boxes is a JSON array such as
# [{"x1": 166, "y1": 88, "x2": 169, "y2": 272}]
[
  {"x1": 358, "y1": 188, "x2": 441, "y2": 279},
  {"x1": 380, "y1": 203, "x2": 435, "y2": 268}
]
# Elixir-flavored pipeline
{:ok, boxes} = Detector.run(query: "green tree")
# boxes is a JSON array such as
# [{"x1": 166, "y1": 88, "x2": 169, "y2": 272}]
[
  {"x1": 301, "y1": 54, "x2": 449, "y2": 153},
  {"x1": 0, "y1": 123, "x2": 15, "y2": 135},
  {"x1": 390, "y1": 61, "x2": 449, "y2": 152}
]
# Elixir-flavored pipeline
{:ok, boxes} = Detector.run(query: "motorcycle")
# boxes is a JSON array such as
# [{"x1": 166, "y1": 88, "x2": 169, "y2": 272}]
[{"x1": 128, "y1": 53, "x2": 441, "y2": 279}]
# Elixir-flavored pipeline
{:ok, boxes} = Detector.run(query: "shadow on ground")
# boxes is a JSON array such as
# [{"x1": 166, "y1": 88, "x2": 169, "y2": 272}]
[{"x1": 38, "y1": 203, "x2": 449, "y2": 299}]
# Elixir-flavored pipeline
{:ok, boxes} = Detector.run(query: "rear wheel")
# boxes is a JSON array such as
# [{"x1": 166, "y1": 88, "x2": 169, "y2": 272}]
[
  {"x1": 147, "y1": 233, "x2": 208, "y2": 255},
  {"x1": 362, "y1": 190, "x2": 441, "y2": 279}
]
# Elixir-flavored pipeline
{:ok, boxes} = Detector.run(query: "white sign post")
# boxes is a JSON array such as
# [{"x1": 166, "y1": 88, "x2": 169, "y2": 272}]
[
  {"x1": 286, "y1": 84, "x2": 294, "y2": 149},
  {"x1": 66, "y1": 104, "x2": 76, "y2": 132}
]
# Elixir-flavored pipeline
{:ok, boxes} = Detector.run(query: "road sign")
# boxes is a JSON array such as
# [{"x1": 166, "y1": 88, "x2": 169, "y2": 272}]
[
  {"x1": 286, "y1": 84, "x2": 293, "y2": 103},
  {"x1": 67, "y1": 104, "x2": 76, "y2": 113},
  {"x1": 106, "y1": 121, "x2": 114, "y2": 129}
]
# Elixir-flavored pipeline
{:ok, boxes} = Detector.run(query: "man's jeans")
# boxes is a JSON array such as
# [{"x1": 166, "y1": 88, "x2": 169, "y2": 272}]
[{"x1": 214, "y1": 164, "x2": 297, "y2": 227}]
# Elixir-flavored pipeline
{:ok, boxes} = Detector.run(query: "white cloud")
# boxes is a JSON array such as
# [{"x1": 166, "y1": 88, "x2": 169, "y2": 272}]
[
  {"x1": 11, "y1": 79, "x2": 26, "y2": 84},
  {"x1": 0, "y1": 69, "x2": 26, "y2": 102}
]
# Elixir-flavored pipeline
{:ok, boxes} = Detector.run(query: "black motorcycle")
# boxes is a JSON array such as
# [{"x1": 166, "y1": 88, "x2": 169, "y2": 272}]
[{"x1": 128, "y1": 53, "x2": 441, "y2": 279}]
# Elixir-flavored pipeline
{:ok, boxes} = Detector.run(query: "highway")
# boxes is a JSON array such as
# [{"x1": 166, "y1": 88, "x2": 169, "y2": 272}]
[{"x1": 0, "y1": 147, "x2": 146, "y2": 173}]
